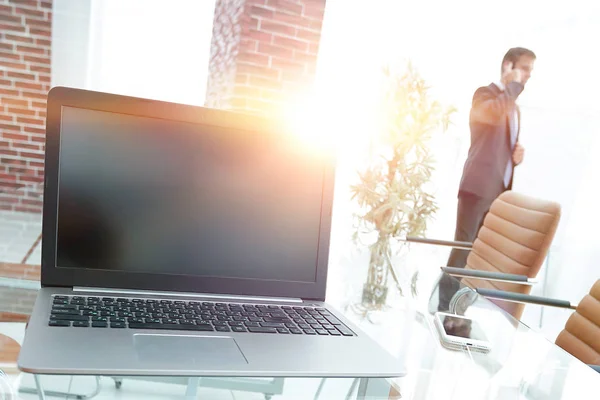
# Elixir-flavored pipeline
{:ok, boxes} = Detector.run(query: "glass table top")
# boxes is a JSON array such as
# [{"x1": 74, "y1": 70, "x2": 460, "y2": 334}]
[{"x1": 1, "y1": 262, "x2": 598, "y2": 399}]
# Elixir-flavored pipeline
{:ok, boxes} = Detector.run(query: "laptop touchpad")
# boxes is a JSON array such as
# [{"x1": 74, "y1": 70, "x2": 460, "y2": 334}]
[{"x1": 133, "y1": 334, "x2": 248, "y2": 367}]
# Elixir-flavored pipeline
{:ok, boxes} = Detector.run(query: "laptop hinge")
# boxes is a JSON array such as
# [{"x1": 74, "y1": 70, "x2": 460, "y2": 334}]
[{"x1": 72, "y1": 287, "x2": 303, "y2": 303}]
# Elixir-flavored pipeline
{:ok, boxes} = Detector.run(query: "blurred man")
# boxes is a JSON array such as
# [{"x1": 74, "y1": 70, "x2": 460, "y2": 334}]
[
  {"x1": 440, "y1": 48, "x2": 536, "y2": 310},
  {"x1": 448, "y1": 47, "x2": 535, "y2": 268}
]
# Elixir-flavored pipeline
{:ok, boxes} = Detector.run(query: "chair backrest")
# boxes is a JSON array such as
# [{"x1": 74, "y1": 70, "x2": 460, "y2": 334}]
[
  {"x1": 555, "y1": 280, "x2": 600, "y2": 365},
  {"x1": 462, "y1": 191, "x2": 561, "y2": 319}
]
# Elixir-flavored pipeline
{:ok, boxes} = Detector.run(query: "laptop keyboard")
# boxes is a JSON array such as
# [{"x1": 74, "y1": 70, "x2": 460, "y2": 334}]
[{"x1": 48, "y1": 295, "x2": 355, "y2": 336}]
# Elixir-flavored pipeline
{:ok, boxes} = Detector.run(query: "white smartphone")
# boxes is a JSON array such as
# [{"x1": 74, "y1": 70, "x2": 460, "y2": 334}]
[{"x1": 433, "y1": 312, "x2": 491, "y2": 353}]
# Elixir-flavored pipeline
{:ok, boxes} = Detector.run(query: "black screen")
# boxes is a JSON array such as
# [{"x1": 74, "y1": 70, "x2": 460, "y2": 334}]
[
  {"x1": 56, "y1": 106, "x2": 326, "y2": 283},
  {"x1": 441, "y1": 315, "x2": 487, "y2": 341}
]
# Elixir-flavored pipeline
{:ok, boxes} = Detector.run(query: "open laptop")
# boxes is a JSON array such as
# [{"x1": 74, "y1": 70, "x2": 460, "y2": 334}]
[{"x1": 18, "y1": 87, "x2": 404, "y2": 377}]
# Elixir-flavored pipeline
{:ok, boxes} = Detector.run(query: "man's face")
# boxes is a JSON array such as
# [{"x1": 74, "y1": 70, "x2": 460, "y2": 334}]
[{"x1": 513, "y1": 55, "x2": 535, "y2": 86}]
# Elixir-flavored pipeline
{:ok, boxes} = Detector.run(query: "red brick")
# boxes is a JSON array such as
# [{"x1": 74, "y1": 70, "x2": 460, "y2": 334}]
[
  {"x1": 0, "y1": 14, "x2": 23, "y2": 24},
  {"x1": 25, "y1": 17, "x2": 50, "y2": 28},
  {"x1": 0, "y1": 97, "x2": 28, "y2": 107},
  {"x1": 308, "y1": 18, "x2": 323, "y2": 31},
  {"x1": 258, "y1": 42, "x2": 293, "y2": 58},
  {"x1": 8, "y1": 106, "x2": 36, "y2": 116},
  {"x1": 23, "y1": 126, "x2": 45, "y2": 136},
  {"x1": 16, "y1": 116, "x2": 44, "y2": 125},
  {"x1": 15, "y1": 204, "x2": 42, "y2": 211},
  {"x1": 0, "y1": 23, "x2": 26, "y2": 33},
  {"x1": 23, "y1": 55, "x2": 49, "y2": 64},
  {"x1": 0, "y1": 51, "x2": 21, "y2": 61},
  {"x1": 40, "y1": 1, "x2": 51, "y2": 9},
  {"x1": 302, "y1": 3, "x2": 325, "y2": 19},
  {"x1": 15, "y1": 6, "x2": 44, "y2": 18},
  {"x1": 29, "y1": 160, "x2": 43, "y2": 168},
  {"x1": 273, "y1": 36, "x2": 308, "y2": 51},
  {"x1": 235, "y1": 74, "x2": 250, "y2": 85},
  {"x1": 35, "y1": 37, "x2": 51, "y2": 47},
  {"x1": 267, "y1": 0, "x2": 303, "y2": 15},
  {"x1": 1, "y1": 131, "x2": 26, "y2": 141},
  {"x1": 0, "y1": 114, "x2": 14, "y2": 122},
  {"x1": 240, "y1": 38, "x2": 258, "y2": 53},
  {"x1": 250, "y1": 5, "x2": 274, "y2": 18},
  {"x1": 0, "y1": 42, "x2": 14, "y2": 51},
  {"x1": 8, "y1": 0, "x2": 39, "y2": 7},
  {"x1": 20, "y1": 90, "x2": 47, "y2": 100},
  {"x1": 238, "y1": 51, "x2": 270, "y2": 66},
  {"x1": 296, "y1": 28, "x2": 321, "y2": 42},
  {"x1": 19, "y1": 151, "x2": 44, "y2": 159},
  {"x1": 31, "y1": 101, "x2": 46, "y2": 109},
  {"x1": 28, "y1": 28, "x2": 50, "y2": 37},
  {"x1": 0, "y1": 173, "x2": 17, "y2": 181},
  {"x1": 247, "y1": 29, "x2": 273, "y2": 43},
  {"x1": 234, "y1": 85, "x2": 262, "y2": 98},
  {"x1": 15, "y1": 81, "x2": 44, "y2": 91},
  {"x1": 308, "y1": 42, "x2": 320, "y2": 55},
  {"x1": 0, "y1": 62, "x2": 27, "y2": 71},
  {"x1": 0, "y1": 4, "x2": 14, "y2": 13},
  {"x1": 22, "y1": 198, "x2": 42, "y2": 207},
  {"x1": 0, "y1": 78, "x2": 13, "y2": 86},
  {"x1": 29, "y1": 65, "x2": 49, "y2": 74},
  {"x1": 37, "y1": 109, "x2": 46, "y2": 118},
  {"x1": 29, "y1": 133, "x2": 45, "y2": 142},
  {"x1": 260, "y1": 20, "x2": 296, "y2": 36},
  {"x1": 271, "y1": 11, "x2": 311, "y2": 28},
  {"x1": 4, "y1": 34, "x2": 34, "y2": 43},
  {"x1": 7, "y1": 70, "x2": 36, "y2": 80},
  {"x1": 16, "y1": 44, "x2": 45, "y2": 55},
  {"x1": 13, "y1": 142, "x2": 40, "y2": 151}
]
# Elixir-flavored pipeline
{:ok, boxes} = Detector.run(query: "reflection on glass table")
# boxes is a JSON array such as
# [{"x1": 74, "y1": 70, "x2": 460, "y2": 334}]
[{"x1": 1, "y1": 271, "x2": 600, "y2": 399}]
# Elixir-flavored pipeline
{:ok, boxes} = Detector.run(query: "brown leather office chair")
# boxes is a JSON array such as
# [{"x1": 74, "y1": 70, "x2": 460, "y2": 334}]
[
  {"x1": 555, "y1": 279, "x2": 600, "y2": 366},
  {"x1": 476, "y1": 279, "x2": 600, "y2": 373},
  {"x1": 407, "y1": 190, "x2": 562, "y2": 320}
]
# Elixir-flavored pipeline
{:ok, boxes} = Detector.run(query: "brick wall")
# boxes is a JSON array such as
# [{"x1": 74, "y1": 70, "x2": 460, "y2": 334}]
[
  {"x1": 206, "y1": 0, "x2": 326, "y2": 115},
  {"x1": 0, "y1": 0, "x2": 52, "y2": 213},
  {"x1": 0, "y1": 285, "x2": 37, "y2": 322}
]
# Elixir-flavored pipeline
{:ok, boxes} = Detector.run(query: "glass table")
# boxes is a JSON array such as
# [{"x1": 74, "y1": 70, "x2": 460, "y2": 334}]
[{"x1": 1, "y1": 265, "x2": 599, "y2": 399}]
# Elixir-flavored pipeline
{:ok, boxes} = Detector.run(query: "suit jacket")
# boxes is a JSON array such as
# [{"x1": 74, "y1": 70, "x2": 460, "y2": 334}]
[{"x1": 458, "y1": 81, "x2": 524, "y2": 200}]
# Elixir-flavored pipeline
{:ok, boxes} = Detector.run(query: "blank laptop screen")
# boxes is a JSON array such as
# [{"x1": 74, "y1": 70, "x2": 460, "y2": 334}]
[{"x1": 55, "y1": 106, "x2": 327, "y2": 283}]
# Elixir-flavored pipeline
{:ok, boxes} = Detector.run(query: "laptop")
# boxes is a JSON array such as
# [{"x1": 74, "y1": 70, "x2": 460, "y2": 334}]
[{"x1": 18, "y1": 87, "x2": 404, "y2": 377}]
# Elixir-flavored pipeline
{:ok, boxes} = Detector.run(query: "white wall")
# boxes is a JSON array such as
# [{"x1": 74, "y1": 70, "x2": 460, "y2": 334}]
[{"x1": 53, "y1": 0, "x2": 216, "y2": 106}]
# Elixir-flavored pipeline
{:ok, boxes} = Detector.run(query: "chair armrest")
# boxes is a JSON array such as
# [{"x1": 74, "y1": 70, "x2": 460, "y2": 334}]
[
  {"x1": 589, "y1": 365, "x2": 600, "y2": 373},
  {"x1": 441, "y1": 267, "x2": 538, "y2": 285},
  {"x1": 404, "y1": 236, "x2": 473, "y2": 250},
  {"x1": 476, "y1": 288, "x2": 576, "y2": 309}
]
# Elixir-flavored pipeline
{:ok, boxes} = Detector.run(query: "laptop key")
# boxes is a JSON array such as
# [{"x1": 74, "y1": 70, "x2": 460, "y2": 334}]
[
  {"x1": 51, "y1": 304, "x2": 77, "y2": 310},
  {"x1": 277, "y1": 328, "x2": 290, "y2": 334},
  {"x1": 53, "y1": 299, "x2": 68, "y2": 305},
  {"x1": 54, "y1": 295, "x2": 69, "y2": 300},
  {"x1": 244, "y1": 321, "x2": 260, "y2": 327},
  {"x1": 228, "y1": 321, "x2": 244, "y2": 327},
  {"x1": 215, "y1": 326, "x2": 231, "y2": 332},
  {"x1": 231, "y1": 326, "x2": 247, "y2": 332},
  {"x1": 289, "y1": 328, "x2": 303, "y2": 334},
  {"x1": 260, "y1": 322, "x2": 285, "y2": 328},
  {"x1": 50, "y1": 314, "x2": 88, "y2": 322},
  {"x1": 50, "y1": 308, "x2": 80, "y2": 315},
  {"x1": 328, "y1": 330, "x2": 342, "y2": 336},
  {"x1": 336, "y1": 326, "x2": 355, "y2": 336},
  {"x1": 110, "y1": 317, "x2": 126, "y2": 323},
  {"x1": 324, "y1": 316, "x2": 343, "y2": 326},
  {"x1": 285, "y1": 323, "x2": 297, "y2": 328},
  {"x1": 92, "y1": 317, "x2": 108, "y2": 322},
  {"x1": 73, "y1": 321, "x2": 89, "y2": 327},
  {"x1": 248, "y1": 327, "x2": 277, "y2": 333},
  {"x1": 303, "y1": 329, "x2": 316, "y2": 335},
  {"x1": 110, "y1": 322, "x2": 126, "y2": 328},
  {"x1": 315, "y1": 329, "x2": 329, "y2": 335},
  {"x1": 92, "y1": 322, "x2": 108, "y2": 328},
  {"x1": 49, "y1": 320, "x2": 70, "y2": 327}
]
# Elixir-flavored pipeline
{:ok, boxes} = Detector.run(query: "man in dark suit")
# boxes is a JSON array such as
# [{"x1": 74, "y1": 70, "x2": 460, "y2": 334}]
[{"x1": 439, "y1": 48, "x2": 536, "y2": 310}]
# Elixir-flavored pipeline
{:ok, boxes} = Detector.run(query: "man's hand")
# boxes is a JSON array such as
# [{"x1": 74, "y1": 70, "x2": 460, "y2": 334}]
[
  {"x1": 513, "y1": 142, "x2": 525, "y2": 165},
  {"x1": 502, "y1": 62, "x2": 523, "y2": 84}
]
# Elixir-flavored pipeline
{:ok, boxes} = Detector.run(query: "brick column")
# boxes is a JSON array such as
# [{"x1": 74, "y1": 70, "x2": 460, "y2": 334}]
[
  {"x1": 0, "y1": 0, "x2": 52, "y2": 213},
  {"x1": 205, "y1": 0, "x2": 326, "y2": 115}
]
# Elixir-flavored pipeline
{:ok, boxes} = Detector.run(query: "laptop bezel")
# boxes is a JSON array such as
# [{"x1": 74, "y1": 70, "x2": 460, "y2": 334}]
[{"x1": 41, "y1": 86, "x2": 334, "y2": 301}]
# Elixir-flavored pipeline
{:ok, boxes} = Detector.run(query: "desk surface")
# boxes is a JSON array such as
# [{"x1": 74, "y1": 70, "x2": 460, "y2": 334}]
[{"x1": 1, "y1": 266, "x2": 599, "y2": 399}]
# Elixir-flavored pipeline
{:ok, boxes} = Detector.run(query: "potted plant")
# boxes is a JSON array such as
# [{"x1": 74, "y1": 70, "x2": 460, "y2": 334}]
[{"x1": 351, "y1": 63, "x2": 455, "y2": 310}]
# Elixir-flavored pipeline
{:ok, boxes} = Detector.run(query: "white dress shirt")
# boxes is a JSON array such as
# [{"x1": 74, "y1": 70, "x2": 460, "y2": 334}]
[{"x1": 494, "y1": 81, "x2": 519, "y2": 188}]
